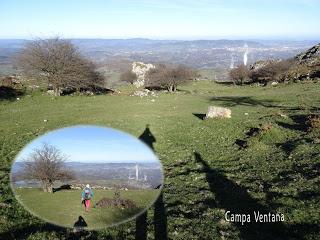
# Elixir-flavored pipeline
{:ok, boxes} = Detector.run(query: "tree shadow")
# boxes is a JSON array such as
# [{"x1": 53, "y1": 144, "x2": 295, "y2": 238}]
[
  {"x1": 0, "y1": 220, "x2": 100, "y2": 240},
  {"x1": 276, "y1": 114, "x2": 310, "y2": 132},
  {"x1": 0, "y1": 223, "x2": 64, "y2": 240},
  {"x1": 276, "y1": 138, "x2": 313, "y2": 156},
  {"x1": 192, "y1": 113, "x2": 206, "y2": 120},
  {"x1": 209, "y1": 96, "x2": 279, "y2": 108},
  {"x1": 0, "y1": 86, "x2": 24, "y2": 101},
  {"x1": 53, "y1": 184, "x2": 72, "y2": 193},
  {"x1": 193, "y1": 152, "x2": 287, "y2": 239}
]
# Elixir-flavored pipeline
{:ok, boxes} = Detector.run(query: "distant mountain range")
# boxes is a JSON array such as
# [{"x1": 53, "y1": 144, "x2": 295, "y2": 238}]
[
  {"x1": 0, "y1": 38, "x2": 318, "y2": 77},
  {"x1": 11, "y1": 161, "x2": 163, "y2": 189}
]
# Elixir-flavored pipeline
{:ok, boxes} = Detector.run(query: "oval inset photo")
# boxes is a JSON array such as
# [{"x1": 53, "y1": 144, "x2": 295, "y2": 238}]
[{"x1": 10, "y1": 125, "x2": 163, "y2": 229}]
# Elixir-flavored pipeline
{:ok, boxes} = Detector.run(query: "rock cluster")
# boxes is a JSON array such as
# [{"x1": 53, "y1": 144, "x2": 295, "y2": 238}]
[
  {"x1": 295, "y1": 43, "x2": 320, "y2": 63},
  {"x1": 131, "y1": 62, "x2": 155, "y2": 87},
  {"x1": 250, "y1": 59, "x2": 281, "y2": 72},
  {"x1": 131, "y1": 89, "x2": 157, "y2": 97}
]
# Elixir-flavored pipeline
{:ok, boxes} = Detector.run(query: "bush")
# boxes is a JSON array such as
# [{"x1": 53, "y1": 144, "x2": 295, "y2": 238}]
[
  {"x1": 229, "y1": 64, "x2": 250, "y2": 85},
  {"x1": 146, "y1": 64, "x2": 197, "y2": 92},
  {"x1": 120, "y1": 70, "x2": 137, "y2": 84},
  {"x1": 250, "y1": 59, "x2": 292, "y2": 84}
]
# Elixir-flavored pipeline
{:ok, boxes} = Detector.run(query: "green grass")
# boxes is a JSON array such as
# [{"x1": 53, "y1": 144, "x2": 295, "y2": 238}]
[
  {"x1": 13, "y1": 188, "x2": 159, "y2": 229},
  {"x1": 0, "y1": 80, "x2": 319, "y2": 239}
]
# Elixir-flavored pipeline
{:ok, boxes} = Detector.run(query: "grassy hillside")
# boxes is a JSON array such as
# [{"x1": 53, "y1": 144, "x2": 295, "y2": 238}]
[
  {"x1": 13, "y1": 188, "x2": 159, "y2": 229},
  {"x1": 0, "y1": 81, "x2": 319, "y2": 239}
]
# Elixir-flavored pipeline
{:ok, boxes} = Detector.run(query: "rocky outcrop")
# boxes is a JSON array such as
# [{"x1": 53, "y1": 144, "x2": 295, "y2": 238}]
[
  {"x1": 250, "y1": 59, "x2": 281, "y2": 72},
  {"x1": 283, "y1": 43, "x2": 320, "y2": 81},
  {"x1": 295, "y1": 43, "x2": 320, "y2": 63},
  {"x1": 132, "y1": 62, "x2": 155, "y2": 87},
  {"x1": 249, "y1": 43, "x2": 320, "y2": 82}
]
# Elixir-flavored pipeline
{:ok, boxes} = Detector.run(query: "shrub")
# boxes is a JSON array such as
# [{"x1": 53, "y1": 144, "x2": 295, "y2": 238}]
[
  {"x1": 146, "y1": 64, "x2": 197, "y2": 92},
  {"x1": 229, "y1": 64, "x2": 250, "y2": 85},
  {"x1": 120, "y1": 70, "x2": 137, "y2": 84},
  {"x1": 250, "y1": 59, "x2": 292, "y2": 84}
]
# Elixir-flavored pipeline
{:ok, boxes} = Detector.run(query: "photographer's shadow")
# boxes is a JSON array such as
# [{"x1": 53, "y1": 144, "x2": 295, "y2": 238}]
[
  {"x1": 136, "y1": 125, "x2": 167, "y2": 240},
  {"x1": 194, "y1": 152, "x2": 286, "y2": 240}
]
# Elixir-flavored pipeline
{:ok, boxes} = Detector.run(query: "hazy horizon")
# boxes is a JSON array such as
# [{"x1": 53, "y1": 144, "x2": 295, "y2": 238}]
[{"x1": 0, "y1": 37, "x2": 319, "y2": 41}]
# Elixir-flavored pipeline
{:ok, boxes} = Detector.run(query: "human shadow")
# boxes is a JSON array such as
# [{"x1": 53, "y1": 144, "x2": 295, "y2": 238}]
[
  {"x1": 53, "y1": 184, "x2": 72, "y2": 193},
  {"x1": 192, "y1": 113, "x2": 206, "y2": 120},
  {"x1": 136, "y1": 125, "x2": 168, "y2": 240},
  {"x1": 135, "y1": 211, "x2": 147, "y2": 240},
  {"x1": 73, "y1": 216, "x2": 88, "y2": 229},
  {"x1": 193, "y1": 152, "x2": 287, "y2": 239},
  {"x1": 153, "y1": 192, "x2": 168, "y2": 240},
  {"x1": 139, "y1": 124, "x2": 156, "y2": 150}
]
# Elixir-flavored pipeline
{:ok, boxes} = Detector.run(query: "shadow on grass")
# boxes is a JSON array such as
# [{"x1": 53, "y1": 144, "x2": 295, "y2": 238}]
[
  {"x1": 53, "y1": 184, "x2": 72, "y2": 193},
  {"x1": 276, "y1": 114, "x2": 312, "y2": 132},
  {"x1": 0, "y1": 223, "x2": 67, "y2": 240},
  {"x1": 136, "y1": 125, "x2": 168, "y2": 240},
  {"x1": 0, "y1": 86, "x2": 25, "y2": 101},
  {"x1": 209, "y1": 96, "x2": 279, "y2": 108},
  {"x1": 193, "y1": 152, "x2": 287, "y2": 239},
  {"x1": 192, "y1": 113, "x2": 206, "y2": 120}
]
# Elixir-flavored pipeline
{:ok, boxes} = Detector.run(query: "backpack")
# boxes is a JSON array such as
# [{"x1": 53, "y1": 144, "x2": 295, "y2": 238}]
[{"x1": 84, "y1": 188, "x2": 91, "y2": 200}]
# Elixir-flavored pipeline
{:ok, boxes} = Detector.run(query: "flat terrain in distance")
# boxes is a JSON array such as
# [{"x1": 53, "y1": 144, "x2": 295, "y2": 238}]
[
  {"x1": 14, "y1": 188, "x2": 159, "y2": 229},
  {"x1": 0, "y1": 80, "x2": 319, "y2": 239}
]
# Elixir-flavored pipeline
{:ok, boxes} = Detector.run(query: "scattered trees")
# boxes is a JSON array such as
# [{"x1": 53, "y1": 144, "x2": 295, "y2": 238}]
[
  {"x1": 21, "y1": 143, "x2": 75, "y2": 193},
  {"x1": 16, "y1": 37, "x2": 105, "y2": 96},
  {"x1": 120, "y1": 69, "x2": 137, "y2": 84},
  {"x1": 146, "y1": 64, "x2": 197, "y2": 92},
  {"x1": 229, "y1": 60, "x2": 293, "y2": 85},
  {"x1": 229, "y1": 64, "x2": 250, "y2": 85}
]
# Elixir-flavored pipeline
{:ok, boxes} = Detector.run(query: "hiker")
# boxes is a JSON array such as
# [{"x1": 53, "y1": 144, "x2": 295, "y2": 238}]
[{"x1": 81, "y1": 184, "x2": 94, "y2": 212}]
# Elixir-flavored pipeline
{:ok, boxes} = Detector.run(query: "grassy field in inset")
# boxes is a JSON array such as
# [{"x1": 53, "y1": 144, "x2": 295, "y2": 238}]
[
  {"x1": 0, "y1": 80, "x2": 319, "y2": 239},
  {"x1": 14, "y1": 188, "x2": 159, "y2": 229}
]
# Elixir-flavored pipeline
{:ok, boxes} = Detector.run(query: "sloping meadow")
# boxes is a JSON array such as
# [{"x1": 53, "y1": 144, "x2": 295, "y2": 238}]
[{"x1": 0, "y1": 81, "x2": 319, "y2": 239}]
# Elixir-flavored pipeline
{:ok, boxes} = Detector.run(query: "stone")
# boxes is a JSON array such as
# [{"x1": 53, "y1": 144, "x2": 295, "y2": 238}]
[
  {"x1": 205, "y1": 106, "x2": 231, "y2": 119},
  {"x1": 131, "y1": 89, "x2": 156, "y2": 97},
  {"x1": 131, "y1": 62, "x2": 155, "y2": 87},
  {"x1": 46, "y1": 90, "x2": 55, "y2": 95},
  {"x1": 271, "y1": 81, "x2": 278, "y2": 86}
]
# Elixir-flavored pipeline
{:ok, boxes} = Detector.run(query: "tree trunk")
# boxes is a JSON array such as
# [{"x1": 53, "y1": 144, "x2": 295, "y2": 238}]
[
  {"x1": 168, "y1": 85, "x2": 173, "y2": 92},
  {"x1": 42, "y1": 180, "x2": 53, "y2": 193},
  {"x1": 172, "y1": 85, "x2": 177, "y2": 92},
  {"x1": 54, "y1": 87, "x2": 61, "y2": 96}
]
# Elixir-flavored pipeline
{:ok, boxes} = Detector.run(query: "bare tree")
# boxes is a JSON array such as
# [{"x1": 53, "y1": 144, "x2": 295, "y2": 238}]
[
  {"x1": 22, "y1": 143, "x2": 75, "y2": 193},
  {"x1": 229, "y1": 64, "x2": 250, "y2": 85},
  {"x1": 146, "y1": 64, "x2": 197, "y2": 92},
  {"x1": 16, "y1": 37, "x2": 105, "y2": 96},
  {"x1": 120, "y1": 69, "x2": 137, "y2": 84}
]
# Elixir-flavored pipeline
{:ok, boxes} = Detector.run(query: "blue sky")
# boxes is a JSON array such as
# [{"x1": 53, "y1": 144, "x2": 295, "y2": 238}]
[
  {"x1": 15, "y1": 126, "x2": 159, "y2": 163},
  {"x1": 0, "y1": 0, "x2": 319, "y2": 39}
]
